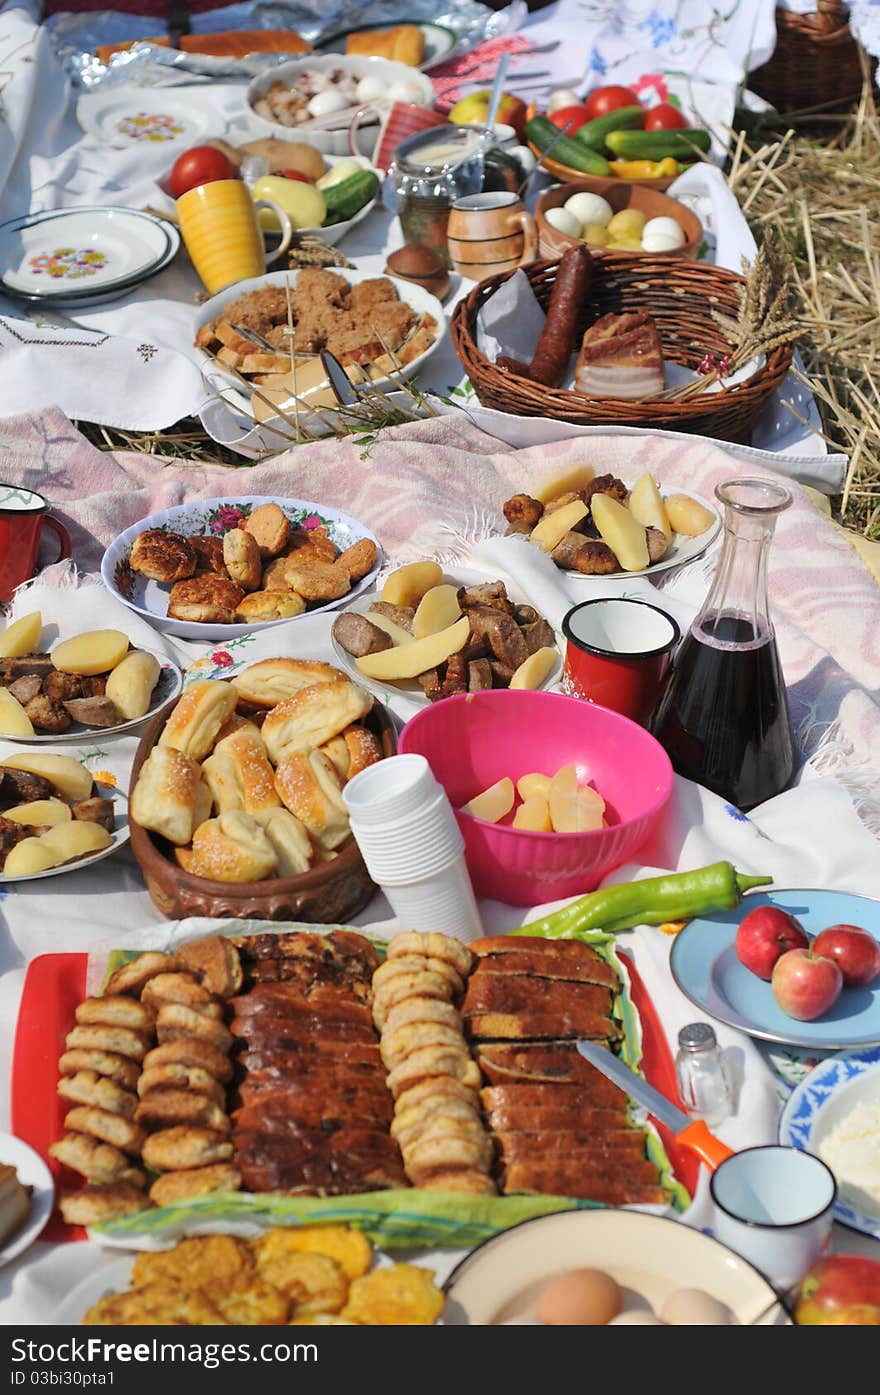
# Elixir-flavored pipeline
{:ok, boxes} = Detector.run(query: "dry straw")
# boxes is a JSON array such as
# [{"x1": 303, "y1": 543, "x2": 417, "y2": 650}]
[{"x1": 728, "y1": 62, "x2": 880, "y2": 537}]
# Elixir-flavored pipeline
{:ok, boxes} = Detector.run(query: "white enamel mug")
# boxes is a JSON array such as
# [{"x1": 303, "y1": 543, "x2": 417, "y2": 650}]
[{"x1": 710, "y1": 1145, "x2": 837, "y2": 1295}]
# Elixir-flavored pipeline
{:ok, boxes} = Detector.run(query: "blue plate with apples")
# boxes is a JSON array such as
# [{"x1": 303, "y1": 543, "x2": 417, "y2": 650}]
[{"x1": 670, "y1": 890, "x2": 880, "y2": 1050}]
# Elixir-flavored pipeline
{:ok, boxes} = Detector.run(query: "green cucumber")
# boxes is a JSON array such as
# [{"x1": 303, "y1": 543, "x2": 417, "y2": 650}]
[
  {"x1": 605, "y1": 128, "x2": 712, "y2": 160},
  {"x1": 525, "y1": 116, "x2": 611, "y2": 175},
  {"x1": 321, "y1": 169, "x2": 380, "y2": 226},
  {"x1": 573, "y1": 105, "x2": 645, "y2": 151}
]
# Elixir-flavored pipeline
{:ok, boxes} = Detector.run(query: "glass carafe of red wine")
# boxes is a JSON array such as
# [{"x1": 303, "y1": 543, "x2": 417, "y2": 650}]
[{"x1": 651, "y1": 478, "x2": 795, "y2": 812}]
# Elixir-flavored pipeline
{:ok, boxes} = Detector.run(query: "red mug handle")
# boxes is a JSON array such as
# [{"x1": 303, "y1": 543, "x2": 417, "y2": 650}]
[{"x1": 42, "y1": 515, "x2": 72, "y2": 565}]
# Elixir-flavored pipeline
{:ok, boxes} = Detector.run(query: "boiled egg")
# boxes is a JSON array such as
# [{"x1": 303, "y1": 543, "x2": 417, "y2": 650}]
[
  {"x1": 564, "y1": 191, "x2": 613, "y2": 228},
  {"x1": 641, "y1": 215, "x2": 686, "y2": 252},
  {"x1": 660, "y1": 1288, "x2": 737, "y2": 1325},
  {"x1": 544, "y1": 206, "x2": 582, "y2": 238},
  {"x1": 387, "y1": 79, "x2": 427, "y2": 104},
  {"x1": 356, "y1": 74, "x2": 388, "y2": 103},
  {"x1": 609, "y1": 1310, "x2": 668, "y2": 1325},
  {"x1": 307, "y1": 89, "x2": 349, "y2": 119},
  {"x1": 547, "y1": 88, "x2": 582, "y2": 115},
  {"x1": 536, "y1": 1268, "x2": 622, "y2": 1325}
]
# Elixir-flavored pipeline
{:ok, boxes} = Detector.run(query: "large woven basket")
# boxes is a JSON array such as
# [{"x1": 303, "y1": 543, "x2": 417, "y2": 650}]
[
  {"x1": 450, "y1": 256, "x2": 793, "y2": 445},
  {"x1": 749, "y1": 1, "x2": 872, "y2": 114}
]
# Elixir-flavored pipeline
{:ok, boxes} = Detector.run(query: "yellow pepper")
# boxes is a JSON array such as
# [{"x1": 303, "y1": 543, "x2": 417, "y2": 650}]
[{"x1": 610, "y1": 158, "x2": 681, "y2": 179}]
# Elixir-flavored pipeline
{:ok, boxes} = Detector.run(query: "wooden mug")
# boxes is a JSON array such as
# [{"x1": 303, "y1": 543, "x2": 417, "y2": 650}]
[
  {"x1": 0, "y1": 485, "x2": 71, "y2": 602},
  {"x1": 446, "y1": 191, "x2": 538, "y2": 282}
]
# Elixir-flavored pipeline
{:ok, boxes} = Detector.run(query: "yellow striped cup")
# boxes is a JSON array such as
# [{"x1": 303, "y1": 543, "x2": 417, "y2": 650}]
[{"x1": 176, "y1": 179, "x2": 293, "y2": 294}]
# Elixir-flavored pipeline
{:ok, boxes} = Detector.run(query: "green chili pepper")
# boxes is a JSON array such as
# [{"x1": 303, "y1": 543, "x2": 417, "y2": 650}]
[{"x1": 510, "y1": 861, "x2": 772, "y2": 940}]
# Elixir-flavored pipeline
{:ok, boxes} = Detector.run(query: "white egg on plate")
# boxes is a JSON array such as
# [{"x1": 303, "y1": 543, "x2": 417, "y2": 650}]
[
  {"x1": 544, "y1": 206, "x2": 582, "y2": 238},
  {"x1": 307, "y1": 89, "x2": 350, "y2": 119},
  {"x1": 387, "y1": 80, "x2": 427, "y2": 104},
  {"x1": 660, "y1": 1288, "x2": 736, "y2": 1325},
  {"x1": 356, "y1": 74, "x2": 389, "y2": 103},
  {"x1": 564, "y1": 192, "x2": 613, "y2": 228},
  {"x1": 641, "y1": 230, "x2": 684, "y2": 253},
  {"x1": 608, "y1": 1310, "x2": 667, "y2": 1325},
  {"x1": 641, "y1": 215, "x2": 686, "y2": 248},
  {"x1": 547, "y1": 88, "x2": 582, "y2": 115}
]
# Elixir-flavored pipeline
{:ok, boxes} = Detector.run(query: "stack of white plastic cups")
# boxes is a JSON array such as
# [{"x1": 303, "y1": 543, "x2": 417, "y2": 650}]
[{"x1": 342, "y1": 753, "x2": 484, "y2": 943}]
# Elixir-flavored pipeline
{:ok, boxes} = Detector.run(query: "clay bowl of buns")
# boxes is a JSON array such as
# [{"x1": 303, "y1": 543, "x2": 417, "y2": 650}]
[
  {"x1": 128, "y1": 660, "x2": 396, "y2": 923},
  {"x1": 536, "y1": 179, "x2": 702, "y2": 261}
]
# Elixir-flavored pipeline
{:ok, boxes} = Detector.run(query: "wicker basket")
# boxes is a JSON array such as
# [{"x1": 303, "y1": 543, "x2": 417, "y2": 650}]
[
  {"x1": 450, "y1": 256, "x2": 794, "y2": 445},
  {"x1": 749, "y1": 1, "x2": 872, "y2": 114}
]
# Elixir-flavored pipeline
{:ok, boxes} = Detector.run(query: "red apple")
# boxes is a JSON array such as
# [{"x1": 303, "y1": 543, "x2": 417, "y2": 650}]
[
  {"x1": 735, "y1": 906, "x2": 809, "y2": 980},
  {"x1": 771, "y1": 947, "x2": 843, "y2": 1021},
  {"x1": 811, "y1": 923, "x2": 880, "y2": 988},
  {"x1": 794, "y1": 1254, "x2": 880, "y2": 1325}
]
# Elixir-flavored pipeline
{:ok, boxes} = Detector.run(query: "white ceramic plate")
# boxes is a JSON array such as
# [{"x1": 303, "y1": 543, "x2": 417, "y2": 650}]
[
  {"x1": 2, "y1": 647, "x2": 182, "y2": 745},
  {"x1": 330, "y1": 567, "x2": 561, "y2": 708},
  {"x1": 0, "y1": 208, "x2": 177, "y2": 299},
  {"x1": 194, "y1": 266, "x2": 446, "y2": 415},
  {"x1": 0, "y1": 754, "x2": 129, "y2": 883},
  {"x1": 443, "y1": 1209, "x2": 789, "y2": 1325},
  {"x1": 779, "y1": 1045, "x2": 880, "y2": 1240},
  {"x1": 245, "y1": 54, "x2": 434, "y2": 156},
  {"x1": 313, "y1": 21, "x2": 460, "y2": 71},
  {"x1": 100, "y1": 494, "x2": 383, "y2": 643},
  {"x1": 0, "y1": 1132, "x2": 54, "y2": 1267},
  {"x1": 0, "y1": 225, "x2": 181, "y2": 308},
  {"x1": 76, "y1": 90, "x2": 219, "y2": 149},
  {"x1": 545, "y1": 482, "x2": 720, "y2": 581}
]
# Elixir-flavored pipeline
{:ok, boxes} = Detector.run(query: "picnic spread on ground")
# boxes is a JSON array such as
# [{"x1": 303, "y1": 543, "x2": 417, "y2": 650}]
[{"x1": 0, "y1": 0, "x2": 879, "y2": 1330}]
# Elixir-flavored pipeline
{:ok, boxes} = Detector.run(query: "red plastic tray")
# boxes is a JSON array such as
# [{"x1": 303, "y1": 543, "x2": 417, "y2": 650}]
[{"x1": 11, "y1": 948, "x2": 697, "y2": 1244}]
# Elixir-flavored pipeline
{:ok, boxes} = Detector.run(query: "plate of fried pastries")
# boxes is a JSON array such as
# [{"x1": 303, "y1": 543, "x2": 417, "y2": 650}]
[
  {"x1": 0, "y1": 746, "x2": 129, "y2": 882},
  {"x1": 100, "y1": 496, "x2": 383, "y2": 642}
]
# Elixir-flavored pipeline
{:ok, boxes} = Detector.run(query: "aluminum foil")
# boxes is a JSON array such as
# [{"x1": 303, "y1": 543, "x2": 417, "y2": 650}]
[{"x1": 46, "y1": 0, "x2": 526, "y2": 89}]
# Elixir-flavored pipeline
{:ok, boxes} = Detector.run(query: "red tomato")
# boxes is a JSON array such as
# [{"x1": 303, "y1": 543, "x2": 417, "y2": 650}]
[
  {"x1": 169, "y1": 146, "x2": 237, "y2": 199},
  {"x1": 644, "y1": 102, "x2": 688, "y2": 131},
  {"x1": 547, "y1": 105, "x2": 591, "y2": 132},
  {"x1": 583, "y1": 85, "x2": 640, "y2": 121},
  {"x1": 281, "y1": 169, "x2": 313, "y2": 183}
]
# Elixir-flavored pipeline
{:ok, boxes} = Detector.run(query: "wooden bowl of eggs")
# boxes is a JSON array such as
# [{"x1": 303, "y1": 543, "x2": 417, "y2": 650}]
[
  {"x1": 536, "y1": 179, "x2": 702, "y2": 261},
  {"x1": 128, "y1": 666, "x2": 397, "y2": 924}
]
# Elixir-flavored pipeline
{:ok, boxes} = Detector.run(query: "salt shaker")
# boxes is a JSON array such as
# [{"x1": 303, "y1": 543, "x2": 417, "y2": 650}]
[{"x1": 675, "y1": 1022, "x2": 734, "y2": 1128}]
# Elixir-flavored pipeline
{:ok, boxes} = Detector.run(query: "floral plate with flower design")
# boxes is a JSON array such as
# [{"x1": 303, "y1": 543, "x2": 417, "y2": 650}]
[
  {"x1": 779, "y1": 1044, "x2": 880, "y2": 1239},
  {"x1": 100, "y1": 496, "x2": 383, "y2": 643},
  {"x1": 0, "y1": 208, "x2": 178, "y2": 301},
  {"x1": 76, "y1": 90, "x2": 217, "y2": 150}
]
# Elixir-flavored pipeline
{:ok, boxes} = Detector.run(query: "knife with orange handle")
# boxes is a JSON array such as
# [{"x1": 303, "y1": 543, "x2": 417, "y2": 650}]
[{"x1": 576, "y1": 1040, "x2": 735, "y2": 1171}]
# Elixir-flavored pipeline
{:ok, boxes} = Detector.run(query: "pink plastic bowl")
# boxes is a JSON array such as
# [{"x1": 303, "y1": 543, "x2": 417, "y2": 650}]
[{"x1": 398, "y1": 689, "x2": 673, "y2": 906}]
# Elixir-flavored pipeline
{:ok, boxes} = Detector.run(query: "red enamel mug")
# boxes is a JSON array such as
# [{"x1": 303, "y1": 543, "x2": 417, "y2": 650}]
[
  {"x1": 0, "y1": 485, "x2": 72, "y2": 602},
  {"x1": 562, "y1": 597, "x2": 680, "y2": 727}
]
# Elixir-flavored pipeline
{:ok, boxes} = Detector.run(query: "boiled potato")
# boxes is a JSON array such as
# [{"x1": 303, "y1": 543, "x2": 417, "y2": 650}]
[
  {"x1": 381, "y1": 562, "x2": 443, "y2": 609},
  {"x1": 412, "y1": 586, "x2": 461, "y2": 640},
  {"x1": 548, "y1": 764, "x2": 605, "y2": 833},
  {"x1": 105, "y1": 650, "x2": 161, "y2": 720},
  {"x1": 530, "y1": 500, "x2": 588, "y2": 553},
  {"x1": 532, "y1": 466, "x2": 595, "y2": 505},
  {"x1": 517, "y1": 772, "x2": 551, "y2": 802},
  {"x1": 512, "y1": 795, "x2": 553, "y2": 831},
  {"x1": 4, "y1": 799, "x2": 72, "y2": 827},
  {"x1": 3, "y1": 838, "x2": 59, "y2": 877},
  {"x1": 607, "y1": 208, "x2": 646, "y2": 240},
  {"x1": 509, "y1": 647, "x2": 558, "y2": 690},
  {"x1": 590, "y1": 494, "x2": 649, "y2": 571},
  {"x1": 629, "y1": 473, "x2": 672, "y2": 542},
  {"x1": 39, "y1": 821, "x2": 112, "y2": 861},
  {"x1": 0, "y1": 753, "x2": 93, "y2": 802},
  {"x1": 51, "y1": 630, "x2": 130, "y2": 676},
  {"x1": 582, "y1": 223, "x2": 610, "y2": 247},
  {"x1": 365, "y1": 610, "x2": 415, "y2": 647},
  {"x1": 0, "y1": 612, "x2": 42, "y2": 658},
  {"x1": 355, "y1": 617, "x2": 470, "y2": 681},
  {"x1": 665, "y1": 493, "x2": 716, "y2": 537},
  {"x1": 0, "y1": 689, "x2": 36, "y2": 737},
  {"x1": 461, "y1": 777, "x2": 515, "y2": 823}
]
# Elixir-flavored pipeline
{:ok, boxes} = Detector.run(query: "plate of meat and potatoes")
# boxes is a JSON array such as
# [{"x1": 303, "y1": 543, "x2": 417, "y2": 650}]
[
  {"x1": 331, "y1": 564, "x2": 562, "y2": 709},
  {"x1": 0, "y1": 746, "x2": 129, "y2": 882}
]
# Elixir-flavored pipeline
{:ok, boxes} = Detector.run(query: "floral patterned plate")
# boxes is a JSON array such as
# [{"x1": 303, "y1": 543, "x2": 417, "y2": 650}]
[
  {"x1": 0, "y1": 744, "x2": 129, "y2": 883},
  {"x1": 0, "y1": 208, "x2": 177, "y2": 301},
  {"x1": 779, "y1": 1045, "x2": 880, "y2": 1239},
  {"x1": 76, "y1": 90, "x2": 217, "y2": 150},
  {"x1": 100, "y1": 496, "x2": 383, "y2": 643},
  {"x1": 6, "y1": 646, "x2": 182, "y2": 745}
]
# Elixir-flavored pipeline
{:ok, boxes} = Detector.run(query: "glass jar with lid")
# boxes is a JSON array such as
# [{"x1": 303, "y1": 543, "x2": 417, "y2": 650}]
[{"x1": 386, "y1": 124, "x2": 492, "y2": 266}]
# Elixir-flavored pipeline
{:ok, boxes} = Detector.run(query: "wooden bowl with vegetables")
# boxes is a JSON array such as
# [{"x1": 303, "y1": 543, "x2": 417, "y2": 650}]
[
  {"x1": 524, "y1": 98, "x2": 712, "y2": 190},
  {"x1": 536, "y1": 180, "x2": 702, "y2": 261}
]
